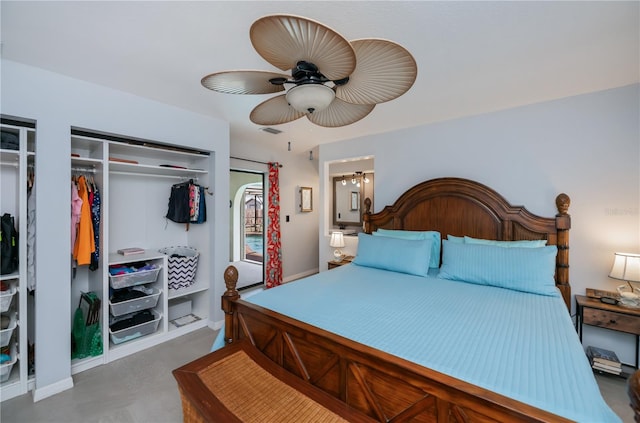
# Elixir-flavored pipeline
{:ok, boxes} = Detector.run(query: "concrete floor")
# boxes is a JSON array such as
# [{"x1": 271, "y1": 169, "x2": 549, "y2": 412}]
[
  {"x1": 1, "y1": 328, "x2": 217, "y2": 423},
  {"x1": 0, "y1": 327, "x2": 635, "y2": 422}
]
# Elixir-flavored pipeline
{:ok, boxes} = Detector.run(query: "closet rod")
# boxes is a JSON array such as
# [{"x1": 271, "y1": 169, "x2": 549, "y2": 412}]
[
  {"x1": 230, "y1": 156, "x2": 283, "y2": 168},
  {"x1": 110, "y1": 170, "x2": 198, "y2": 181}
]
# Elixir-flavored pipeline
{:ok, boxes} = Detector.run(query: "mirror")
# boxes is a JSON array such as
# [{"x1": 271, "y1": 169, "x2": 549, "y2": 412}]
[
  {"x1": 333, "y1": 176, "x2": 362, "y2": 227},
  {"x1": 332, "y1": 172, "x2": 374, "y2": 228}
]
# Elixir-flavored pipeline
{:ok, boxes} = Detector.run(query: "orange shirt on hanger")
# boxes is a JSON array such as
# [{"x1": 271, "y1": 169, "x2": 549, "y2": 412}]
[{"x1": 73, "y1": 175, "x2": 95, "y2": 265}]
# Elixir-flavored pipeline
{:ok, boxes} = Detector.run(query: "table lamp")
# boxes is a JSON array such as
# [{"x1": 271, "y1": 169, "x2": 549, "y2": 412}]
[
  {"x1": 608, "y1": 252, "x2": 640, "y2": 307},
  {"x1": 330, "y1": 231, "x2": 345, "y2": 262}
]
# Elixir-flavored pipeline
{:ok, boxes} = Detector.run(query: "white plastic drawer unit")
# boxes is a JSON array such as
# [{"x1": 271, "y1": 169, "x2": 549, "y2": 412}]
[
  {"x1": 109, "y1": 288, "x2": 162, "y2": 317},
  {"x1": 108, "y1": 266, "x2": 162, "y2": 290},
  {"x1": 109, "y1": 310, "x2": 162, "y2": 345}
]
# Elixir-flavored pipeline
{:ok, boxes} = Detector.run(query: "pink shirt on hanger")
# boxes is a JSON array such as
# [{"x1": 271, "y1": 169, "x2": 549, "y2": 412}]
[{"x1": 71, "y1": 181, "x2": 83, "y2": 253}]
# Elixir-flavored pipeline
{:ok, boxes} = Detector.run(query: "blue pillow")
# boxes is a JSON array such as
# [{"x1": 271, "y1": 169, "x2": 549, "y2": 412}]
[
  {"x1": 354, "y1": 233, "x2": 431, "y2": 277},
  {"x1": 437, "y1": 240, "x2": 558, "y2": 296},
  {"x1": 447, "y1": 234, "x2": 464, "y2": 243},
  {"x1": 463, "y1": 236, "x2": 547, "y2": 248},
  {"x1": 373, "y1": 229, "x2": 441, "y2": 268}
]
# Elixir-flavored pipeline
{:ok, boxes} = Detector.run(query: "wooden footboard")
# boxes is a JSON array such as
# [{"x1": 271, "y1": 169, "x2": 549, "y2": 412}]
[{"x1": 222, "y1": 265, "x2": 570, "y2": 423}]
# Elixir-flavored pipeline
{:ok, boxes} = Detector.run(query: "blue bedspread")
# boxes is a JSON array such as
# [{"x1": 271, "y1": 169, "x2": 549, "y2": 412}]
[{"x1": 214, "y1": 264, "x2": 621, "y2": 422}]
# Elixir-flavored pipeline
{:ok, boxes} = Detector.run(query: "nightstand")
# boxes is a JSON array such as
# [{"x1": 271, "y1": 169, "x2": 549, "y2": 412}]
[
  {"x1": 328, "y1": 255, "x2": 354, "y2": 270},
  {"x1": 575, "y1": 294, "x2": 640, "y2": 368}
]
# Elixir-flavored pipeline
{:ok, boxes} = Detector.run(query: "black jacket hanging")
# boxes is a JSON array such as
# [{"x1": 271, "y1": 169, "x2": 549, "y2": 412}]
[
  {"x1": 166, "y1": 180, "x2": 207, "y2": 225},
  {"x1": 166, "y1": 181, "x2": 191, "y2": 224},
  {"x1": 0, "y1": 213, "x2": 19, "y2": 275}
]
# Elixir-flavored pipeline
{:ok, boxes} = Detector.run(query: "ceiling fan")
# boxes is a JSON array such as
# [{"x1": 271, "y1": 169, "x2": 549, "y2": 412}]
[{"x1": 201, "y1": 14, "x2": 418, "y2": 128}]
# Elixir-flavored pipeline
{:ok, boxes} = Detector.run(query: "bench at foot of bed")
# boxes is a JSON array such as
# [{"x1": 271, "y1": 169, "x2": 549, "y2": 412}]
[{"x1": 172, "y1": 339, "x2": 376, "y2": 423}]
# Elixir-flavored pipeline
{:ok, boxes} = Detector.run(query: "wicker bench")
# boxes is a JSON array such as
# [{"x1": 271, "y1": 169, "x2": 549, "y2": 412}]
[{"x1": 173, "y1": 339, "x2": 376, "y2": 423}]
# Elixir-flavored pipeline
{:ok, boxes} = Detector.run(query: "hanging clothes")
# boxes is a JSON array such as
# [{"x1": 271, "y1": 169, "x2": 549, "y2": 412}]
[
  {"x1": 166, "y1": 181, "x2": 191, "y2": 224},
  {"x1": 27, "y1": 178, "x2": 36, "y2": 291},
  {"x1": 89, "y1": 178, "x2": 101, "y2": 271},
  {"x1": 190, "y1": 183, "x2": 200, "y2": 222},
  {"x1": 195, "y1": 185, "x2": 207, "y2": 224},
  {"x1": 71, "y1": 180, "x2": 83, "y2": 254},
  {"x1": 73, "y1": 175, "x2": 95, "y2": 266},
  {"x1": 166, "y1": 180, "x2": 207, "y2": 228}
]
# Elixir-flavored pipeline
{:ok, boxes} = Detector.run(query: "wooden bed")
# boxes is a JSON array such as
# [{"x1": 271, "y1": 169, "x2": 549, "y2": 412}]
[{"x1": 218, "y1": 177, "x2": 583, "y2": 422}]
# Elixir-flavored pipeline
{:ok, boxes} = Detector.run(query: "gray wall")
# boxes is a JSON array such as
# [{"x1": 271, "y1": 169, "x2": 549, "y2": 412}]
[{"x1": 319, "y1": 84, "x2": 640, "y2": 364}]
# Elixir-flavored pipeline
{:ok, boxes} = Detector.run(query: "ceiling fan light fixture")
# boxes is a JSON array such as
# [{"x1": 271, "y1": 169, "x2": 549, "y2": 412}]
[{"x1": 286, "y1": 84, "x2": 335, "y2": 114}]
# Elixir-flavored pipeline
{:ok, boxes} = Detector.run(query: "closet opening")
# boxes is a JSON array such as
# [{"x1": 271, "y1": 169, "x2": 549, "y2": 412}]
[{"x1": 230, "y1": 170, "x2": 265, "y2": 291}]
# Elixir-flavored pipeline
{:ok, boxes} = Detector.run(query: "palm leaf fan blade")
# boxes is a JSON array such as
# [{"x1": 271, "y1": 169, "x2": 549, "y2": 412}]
[
  {"x1": 250, "y1": 15, "x2": 356, "y2": 80},
  {"x1": 201, "y1": 70, "x2": 288, "y2": 95},
  {"x1": 335, "y1": 39, "x2": 417, "y2": 105},
  {"x1": 250, "y1": 94, "x2": 305, "y2": 125},
  {"x1": 307, "y1": 98, "x2": 374, "y2": 128}
]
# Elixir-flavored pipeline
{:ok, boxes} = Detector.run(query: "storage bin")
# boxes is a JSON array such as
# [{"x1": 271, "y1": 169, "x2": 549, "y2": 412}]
[
  {"x1": 109, "y1": 310, "x2": 162, "y2": 345},
  {"x1": 109, "y1": 265, "x2": 162, "y2": 290},
  {"x1": 0, "y1": 313, "x2": 17, "y2": 348},
  {"x1": 109, "y1": 288, "x2": 162, "y2": 317},
  {"x1": 0, "y1": 343, "x2": 17, "y2": 383},
  {"x1": 159, "y1": 246, "x2": 199, "y2": 290},
  {"x1": 0, "y1": 282, "x2": 17, "y2": 313}
]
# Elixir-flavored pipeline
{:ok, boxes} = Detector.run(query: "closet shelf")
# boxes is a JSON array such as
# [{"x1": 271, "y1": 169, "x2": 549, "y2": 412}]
[
  {"x1": 108, "y1": 141, "x2": 208, "y2": 161},
  {"x1": 0, "y1": 272, "x2": 20, "y2": 282},
  {"x1": 0, "y1": 150, "x2": 20, "y2": 167},
  {"x1": 109, "y1": 161, "x2": 207, "y2": 178},
  {"x1": 108, "y1": 251, "x2": 166, "y2": 266},
  {"x1": 72, "y1": 156, "x2": 103, "y2": 165},
  {"x1": 168, "y1": 279, "x2": 208, "y2": 300}
]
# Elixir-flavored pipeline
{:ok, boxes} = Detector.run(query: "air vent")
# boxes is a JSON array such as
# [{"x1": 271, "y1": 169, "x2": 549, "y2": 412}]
[{"x1": 259, "y1": 127, "x2": 282, "y2": 135}]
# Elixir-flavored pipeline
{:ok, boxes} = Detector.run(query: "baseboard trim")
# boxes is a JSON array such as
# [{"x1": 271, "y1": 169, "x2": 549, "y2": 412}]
[
  {"x1": 33, "y1": 377, "x2": 74, "y2": 402},
  {"x1": 284, "y1": 268, "x2": 318, "y2": 283},
  {"x1": 209, "y1": 320, "x2": 223, "y2": 331}
]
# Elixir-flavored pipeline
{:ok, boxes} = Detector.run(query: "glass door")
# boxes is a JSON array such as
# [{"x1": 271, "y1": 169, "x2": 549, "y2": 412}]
[{"x1": 229, "y1": 170, "x2": 264, "y2": 290}]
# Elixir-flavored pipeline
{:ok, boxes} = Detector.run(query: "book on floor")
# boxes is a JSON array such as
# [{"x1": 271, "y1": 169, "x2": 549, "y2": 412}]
[
  {"x1": 591, "y1": 361, "x2": 622, "y2": 375},
  {"x1": 586, "y1": 345, "x2": 621, "y2": 368}
]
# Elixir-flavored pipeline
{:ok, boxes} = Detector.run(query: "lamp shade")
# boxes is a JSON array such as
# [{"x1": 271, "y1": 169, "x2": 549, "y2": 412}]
[
  {"x1": 608, "y1": 252, "x2": 640, "y2": 282},
  {"x1": 329, "y1": 231, "x2": 345, "y2": 248},
  {"x1": 286, "y1": 84, "x2": 335, "y2": 114}
]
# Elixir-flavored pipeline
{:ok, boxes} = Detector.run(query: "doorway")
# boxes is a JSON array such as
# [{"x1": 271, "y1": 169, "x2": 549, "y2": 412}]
[{"x1": 229, "y1": 170, "x2": 265, "y2": 290}]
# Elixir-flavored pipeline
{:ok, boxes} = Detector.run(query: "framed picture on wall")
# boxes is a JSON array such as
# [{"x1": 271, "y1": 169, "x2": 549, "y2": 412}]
[
  {"x1": 350, "y1": 191, "x2": 360, "y2": 210},
  {"x1": 300, "y1": 187, "x2": 312, "y2": 212}
]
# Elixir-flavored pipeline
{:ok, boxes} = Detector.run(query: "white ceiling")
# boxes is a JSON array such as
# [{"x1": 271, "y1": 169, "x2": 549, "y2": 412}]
[{"x1": 1, "y1": 1, "x2": 638, "y2": 153}]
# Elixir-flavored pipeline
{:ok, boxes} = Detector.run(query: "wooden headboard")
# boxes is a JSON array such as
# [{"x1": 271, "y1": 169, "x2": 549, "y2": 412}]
[{"x1": 363, "y1": 177, "x2": 572, "y2": 309}]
